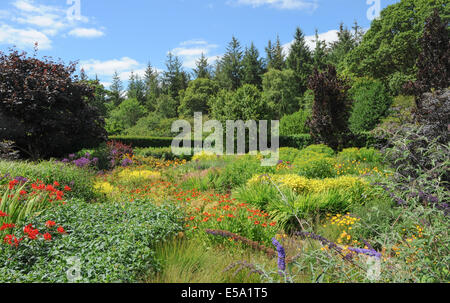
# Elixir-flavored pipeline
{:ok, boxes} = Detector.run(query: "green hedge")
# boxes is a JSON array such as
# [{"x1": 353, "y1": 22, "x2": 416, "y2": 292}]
[
  {"x1": 110, "y1": 134, "x2": 313, "y2": 150},
  {"x1": 109, "y1": 136, "x2": 175, "y2": 148}
]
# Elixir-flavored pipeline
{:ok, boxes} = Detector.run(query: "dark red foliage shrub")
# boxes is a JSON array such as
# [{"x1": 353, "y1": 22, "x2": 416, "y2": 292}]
[
  {"x1": 307, "y1": 65, "x2": 352, "y2": 150},
  {"x1": 107, "y1": 140, "x2": 134, "y2": 167},
  {"x1": 404, "y1": 9, "x2": 450, "y2": 101},
  {"x1": 0, "y1": 48, "x2": 107, "y2": 159}
]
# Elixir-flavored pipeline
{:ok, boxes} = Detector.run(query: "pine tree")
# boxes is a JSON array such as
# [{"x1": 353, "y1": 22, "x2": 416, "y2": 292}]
[
  {"x1": 144, "y1": 62, "x2": 160, "y2": 111},
  {"x1": 312, "y1": 29, "x2": 328, "y2": 71},
  {"x1": 163, "y1": 52, "x2": 189, "y2": 99},
  {"x1": 110, "y1": 71, "x2": 124, "y2": 106},
  {"x1": 242, "y1": 42, "x2": 264, "y2": 88},
  {"x1": 328, "y1": 23, "x2": 357, "y2": 71},
  {"x1": 127, "y1": 72, "x2": 146, "y2": 105},
  {"x1": 193, "y1": 53, "x2": 212, "y2": 79},
  {"x1": 265, "y1": 40, "x2": 274, "y2": 69},
  {"x1": 265, "y1": 36, "x2": 285, "y2": 70},
  {"x1": 286, "y1": 27, "x2": 313, "y2": 97},
  {"x1": 215, "y1": 36, "x2": 244, "y2": 90}
]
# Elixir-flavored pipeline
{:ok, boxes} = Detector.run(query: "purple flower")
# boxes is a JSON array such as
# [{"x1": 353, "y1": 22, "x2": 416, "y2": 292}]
[
  {"x1": 68, "y1": 154, "x2": 76, "y2": 160},
  {"x1": 73, "y1": 157, "x2": 90, "y2": 168},
  {"x1": 14, "y1": 176, "x2": 28, "y2": 184},
  {"x1": 121, "y1": 158, "x2": 132, "y2": 167},
  {"x1": 272, "y1": 238, "x2": 286, "y2": 272},
  {"x1": 348, "y1": 247, "x2": 382, "y2": 259},
  {"x1": 85, "y1": 152, "x2": 91, "y2": 159},
  {"x1": 61, "y1": 158, "x2": 70, "y2": 164}
]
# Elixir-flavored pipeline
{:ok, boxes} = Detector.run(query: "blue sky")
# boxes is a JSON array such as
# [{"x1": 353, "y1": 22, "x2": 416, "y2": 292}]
[{"x1": 0, "y1": 0, "x2": 399, "y2": 88}]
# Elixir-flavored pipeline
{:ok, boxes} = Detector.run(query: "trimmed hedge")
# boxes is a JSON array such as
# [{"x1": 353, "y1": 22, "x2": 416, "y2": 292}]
[
  {"x1": 110, "y1": 134, "x2": 313, "y2": 150},
  {"x1": 110, "y1": 133, "x2": 385, "y2": 151},
  {"x1": 109, "y1": 136, "x2": 175, "y2": 148}
]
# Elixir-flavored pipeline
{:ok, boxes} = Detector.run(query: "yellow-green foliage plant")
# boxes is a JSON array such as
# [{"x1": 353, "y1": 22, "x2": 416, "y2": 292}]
[
  {"x1": 248, "y1": 174, "x2": 368, "y2": 196},
  {"x1": 192, "y1": 151, "x2": 219, "y2": 162},
  {"x1": 337, "y1": 147, "x2": 382, "y2": 164}
]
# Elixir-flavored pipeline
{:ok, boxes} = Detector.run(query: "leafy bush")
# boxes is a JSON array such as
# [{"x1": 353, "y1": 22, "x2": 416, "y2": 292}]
[
  {"x1": 337, "y1": 147, "x2": 382, "y2": 164},
  {"x1": 280, "y1": 110, "x2": 310, "y2": 136},
  {"x1": 123, "y1": 112, "x2": 179, "y2": 138},
  {"x1": 349, "y1": 78, "x2": 393, "y2": 133},
  {"x1": 298, "y1": 144, "x2": 335, "y2": 157},
  {"x1": 105, "y1": 98, "x2": 147, "y2": 135},
  {"x1": 279, "y1": 134, "x2": 312, "y2": 150},
  {"x1": 0, "y1": 49, "x2": 107, "y2": 160},
  {"x1": 109, "y1": 136, "x2": 175, "y2": 148},
  {"x1": 0, "y1": 199, "x2": 184, "y2": 282},
  {"x1": 278, "y1": 147, "x2": 302, "y2": 164},
  {"x1": 307, "y1": 65, "x2": 352, "y2": 150},
  {"x1": 134, "y1": 147, "x2": 192, "y2": 160},
  {"x1": 0, "y1": 160, "x2": 97, "y2": 201}
]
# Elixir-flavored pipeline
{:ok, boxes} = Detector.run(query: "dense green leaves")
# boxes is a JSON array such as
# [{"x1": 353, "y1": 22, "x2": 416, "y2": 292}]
[
  {"x1": 0, "y1": 200, "x2": 184, "y2": 282},
  {"x1": 349, "y1": 78, "x2": 393, "y2": 133}
]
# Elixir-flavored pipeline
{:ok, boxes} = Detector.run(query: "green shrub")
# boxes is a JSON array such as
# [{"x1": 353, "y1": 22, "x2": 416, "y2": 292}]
[
  {"x1": 293, "y1": 153, "x2": 336, "y2": 179},
  {"x1": 280, "y1": 110, "x2": 310, "y2": 136},
  {"x1": 349, "y1": 78, "x2": 393, "y2": 133},
  {"x1": 0, "y1": 160, "x2": 97, "y2": 201},
  {"x1": 298, "y1": 144, "x2": 335, "y2": 158},
  {"x1": 278, "y1": 147, "x2": 302, "y2": 163},
  {"x1": 279, "y1": 134, "x2": 312, "y2": 150},
  {"x1": 109, "y1": 136, "x2": 176, "y2": 148},
  {"x1": 0, "y1": 199, "x2": 184, "y2": 282},
  {"x1": 135, "y1": 147, "x2": 193, "y2": 160},
  {"x1": 233, "y1": 183, "x2": 281, "y2": 210},
  {"x1": 337, "y1": 147, "x2": 382, "y2": 163}
]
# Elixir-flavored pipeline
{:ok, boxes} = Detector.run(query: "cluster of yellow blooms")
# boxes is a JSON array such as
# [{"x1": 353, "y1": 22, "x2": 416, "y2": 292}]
[
  {"x1": 118, "y1": 169, "x2": 161, "y2": 181},
  {"x1": 132, "y1": 155, "x2": 187, "y2": 169},
  {"x1": 94, "y1": 181, "x2": 116, "y2": 195},
  {"x1": 192, "y1": 151, "x2": 219, "y2": 162},
  {"x1": 326, "y1": 213, "x2": 361, "y2": 245},
  {"x1": 247, "y1": 174, "x2": 368, "y2": 195},
  {"x1": 334, "y1": 160, "x2": 387, "y2": 177}
]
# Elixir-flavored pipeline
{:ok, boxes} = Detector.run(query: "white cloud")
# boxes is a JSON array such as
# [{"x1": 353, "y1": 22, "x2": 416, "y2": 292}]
[
  {"x1": 0, "y1": 24, "x2": 52, "y2": 49},
  {"x1": 283, "y1": 29, "x2": 339, "y2": 54},
  {"x1": 230, "y1": 0, "x2": 318, "y2": 11},
  {"x1": 170, "y1": 40, "x2": 221, "y2": 69},
  {"x1": 118, "y1": 69, "x2": 147, "y2": 82},
  {"x1": 69, "y1": 28, "x2": 104, "y2": 38},
  {"x1": 0, "y1": 0, "x2": 104, "y2": 49},
  {"x1": 80, "y1": 57, "x2": 141, "y2": 77}
]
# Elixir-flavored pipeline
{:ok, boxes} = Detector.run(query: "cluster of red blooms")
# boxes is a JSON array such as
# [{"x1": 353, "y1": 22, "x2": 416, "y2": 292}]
[
  {"x1": 4, "y1": 179, "x2": 71, "y2": 204},
  {"x1": 2, "y1": 219, "x2": 67, "y2": 248}
]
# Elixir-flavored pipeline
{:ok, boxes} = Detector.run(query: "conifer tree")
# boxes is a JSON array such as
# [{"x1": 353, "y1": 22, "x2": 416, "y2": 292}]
[
  {"x1": 144, "y1": 62, "x2": 160, "y2": 111},
  {"x1": 193, "y1": 53, "x2": 212, "y2": 79},
  {"x1": 286, "y1": 27, "x2": 313, "y2": 96},
  {"x1": 110, "y1": 71, "x2": 124, "y2": 106},
  {"x1": 215, "y1": 36, "x2": 243, "y2": 90},
  {"x1": 242, "y1": 42, "x2": 265, "y2": 88}
]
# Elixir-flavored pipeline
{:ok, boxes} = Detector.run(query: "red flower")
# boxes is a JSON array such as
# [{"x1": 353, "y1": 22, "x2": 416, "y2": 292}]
[
  {"x1": 43, "y1": 233, "x2": 52, "y2": 241},
  {"x1": 57, "y1": 226, "x2": 66, "y2": 234},
  {"x1": 254, "y1": 221, "x2": 260, "y2": 225},
  {"x1": 45, "y1": 220, "x2": 56, "y2": 228},
  {"x1": 23, "y1": 224, "x2": 39, "y2": 240},
  {"x1": 53, "y1": 181, "x2": 60, "y2": 187},
  {"x1": 64, "y1": 186, "x2": 71, "y2": 192},
  {"x1": 8, "y1": 180, "x2": 18, "y2": 190},
  {"x1": 19, "y1": 190, "x2": 27, "y2": 196},
  {"x1": 46, "y1": 185, "x2": 56, "y2": 192},
  {"x1": 0, "y1": 223, "x2": 15, "y2": 231},
  {"x1": 269, "y1": 222, "x2": 277, "y2": 227},
  {"x1": 0, "y1": 211, "x2": 9, "y2": 217}
]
